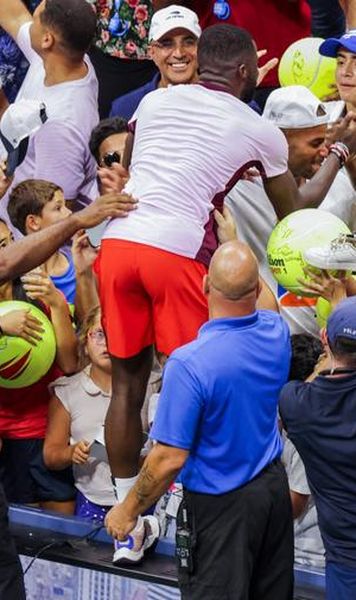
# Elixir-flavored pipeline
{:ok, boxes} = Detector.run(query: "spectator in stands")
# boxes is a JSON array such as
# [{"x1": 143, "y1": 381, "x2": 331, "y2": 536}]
[
  {"x1": 280, "y1": 295, "x2": 356, "y2": 599},
  {"x1": 0, "y1": 0, "x2": 99, "y2": 214},
  {"x1": 106, "y1": 240, "x2": 293, "y2": 598},
  {"x1": 89, "y1": 116, "x2": 128, "y2": 168},
  {"x1": 7, "y1": 180, "x2": 75, "y2": 307},
  {"x1": 226, "y1": 85, "x2": 356, "y2": 337},
  {"x1": 301, "y1": 28, "x2": 356, "y2": 269},
  {"x1": 307, "y1": 0, "x2": 345, "y2": 38},
  {"x1": 157, "y1": 0, "x2": 311, "y2": 109},
  {"x1": 282, "y1": 334, "x2": 325, "y2": 570},
  {"x1": 96, "y1": 24, "x2": 356, "y2": 566},
  {"x1": 0, "y1": 217, "x2": 78, "y2": 512},
  {"x1": 88, "y1": 0, "x2": 157, "y2": 118},
  {"x1": 110, "y1": 5, "x2": 200, "y2": 120},
  {"x1": 89, "y1": 116, "x2": 129, "y2": 196},
  {"x1": 44, "y1": 306, "x2": 115, "y2": 524}
]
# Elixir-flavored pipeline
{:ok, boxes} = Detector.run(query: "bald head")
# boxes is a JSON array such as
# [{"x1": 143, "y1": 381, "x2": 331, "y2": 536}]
[{"x1": 208, "y1": 241, "x2": 259, "y2": 301}]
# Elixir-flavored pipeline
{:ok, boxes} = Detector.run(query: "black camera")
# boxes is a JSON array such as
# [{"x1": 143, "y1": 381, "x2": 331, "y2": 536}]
[{"x1": 102, "y1": 151, "x2": 121, "y2": 168}]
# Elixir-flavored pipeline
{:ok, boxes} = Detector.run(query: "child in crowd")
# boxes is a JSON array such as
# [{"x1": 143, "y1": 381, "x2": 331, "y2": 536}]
[
  {"x1": 44, "y1": 306, "x2": 115, "y2": 523},
  {"x1": 7, "y1": 179, "x2": 76, "y2": 313},
  {"x1": 0, "y1": 218, "x2": 77, "y2": 512}
]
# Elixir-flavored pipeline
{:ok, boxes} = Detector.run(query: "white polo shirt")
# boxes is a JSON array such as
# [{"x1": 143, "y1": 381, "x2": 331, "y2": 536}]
[{"x1": 103, "y1": 83, "x2": 288, "y2": 264}]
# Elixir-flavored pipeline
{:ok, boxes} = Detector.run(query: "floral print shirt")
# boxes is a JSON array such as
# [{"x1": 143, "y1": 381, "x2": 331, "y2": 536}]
[
  {"x1": 89, "y1": 0, "x2": 153, "y2": 59},
  {"x1": 0, "y1": 0, "x2": 40, "y2": 101}
]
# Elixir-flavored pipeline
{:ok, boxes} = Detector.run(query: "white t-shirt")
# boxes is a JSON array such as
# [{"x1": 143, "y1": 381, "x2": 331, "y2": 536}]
[
  {"x1": 52, "y1": 368, "x2": 115, "y2": 507},
  {"x1": 227, "y1": 171, "x2": 356, "y2": 336},
  {"x1": 2, "y1": 22, "x2": 99, "y2": 220},
  {"x1": 282, "y1": 436, "x2": 325, "y2": 569},
  {"x1": 103, "y1": 83, "x2": 288, "y2": 264}
]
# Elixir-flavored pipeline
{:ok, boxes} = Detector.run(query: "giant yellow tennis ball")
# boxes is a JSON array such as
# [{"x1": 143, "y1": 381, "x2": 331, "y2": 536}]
[
  {"x1": 315, "y1": 297, "x2": 332, "y2": 329},
  {"x1": 0, "y1": 301, "x2": 56, "y2": 388},
  {"x1": 278, "y1": 37, "x2": 336, "y2": 100},
  {"x1": 267, "y1": 209, "x2": 351, "y2": 296}
]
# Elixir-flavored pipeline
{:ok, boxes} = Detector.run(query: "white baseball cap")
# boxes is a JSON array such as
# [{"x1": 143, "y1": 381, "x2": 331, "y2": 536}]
[
  {"x1": 0, "y1": 99, "x2": 47, "y2": 176},
  {"x1": 149, "y1": 5, "x2": 201, "y2": 42},
  {"x1": 263, "y1": 86, "x2": 329, "y2": 129}
]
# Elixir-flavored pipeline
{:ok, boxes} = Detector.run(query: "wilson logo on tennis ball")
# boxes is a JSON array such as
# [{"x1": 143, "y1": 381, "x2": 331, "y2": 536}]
[{"x1": 0, "y1": 350, "x2": 32, "y2": 380}]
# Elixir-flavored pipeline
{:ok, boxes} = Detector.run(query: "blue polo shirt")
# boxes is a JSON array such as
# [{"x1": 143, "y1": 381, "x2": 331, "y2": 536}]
[
  {"x1": 110, "y1": 73, "x2": 160, "y2": 120},
  {"x1": 280, "y1": 374, "x2": 356, "y2": 567},
  {"x1": 150, "y1": 310, "x2": 291, "y2": 495}
]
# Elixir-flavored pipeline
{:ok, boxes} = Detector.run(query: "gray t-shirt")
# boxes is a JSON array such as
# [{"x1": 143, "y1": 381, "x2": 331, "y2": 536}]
[
  {"x1": 282, "y1": 436, "x2": 325, "y2": 569},
  {"x1": 52, "y1": 368, "x2": 115, "y2": 506}
]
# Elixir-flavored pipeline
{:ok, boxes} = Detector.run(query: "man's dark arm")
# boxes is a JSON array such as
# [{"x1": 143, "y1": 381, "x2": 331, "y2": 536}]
[
  {"x1": 263, "y1": 153, "x2": 341, "y2": 220},
  {"x1": 0, "y1": 192, "x2": 136, "y2": 283}
]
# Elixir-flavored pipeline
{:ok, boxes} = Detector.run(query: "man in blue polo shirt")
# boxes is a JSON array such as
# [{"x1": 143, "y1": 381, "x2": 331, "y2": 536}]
[
  {"x1": 280, "y1": 296, "x2": 356, "y2": 600},
  {"x1": 105, "y1": 240, "x2": 293, "y2": 599}
]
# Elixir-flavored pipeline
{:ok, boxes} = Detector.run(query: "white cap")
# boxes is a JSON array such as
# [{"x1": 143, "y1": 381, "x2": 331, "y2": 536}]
[
  {"x1": 263, "y1": 86, "x2": 329, "y2": 129},
  {"x1": 149, "y1": 5, "x2": 201, "y2": 42},
  {"x1": 0, "y1": 99, "x2": 47, "y2": 176}
]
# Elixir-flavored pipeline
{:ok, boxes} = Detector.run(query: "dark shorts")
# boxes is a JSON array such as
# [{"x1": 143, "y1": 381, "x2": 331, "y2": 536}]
[
  {"x1": 0, "y1": 438, "x2": 75, "y2": 504},
  {"x1": 177, "y1": 460, "x2": 294, "y2": 600}
]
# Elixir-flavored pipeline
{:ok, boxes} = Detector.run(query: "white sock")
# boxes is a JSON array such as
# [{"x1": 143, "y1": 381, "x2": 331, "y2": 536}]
[
  {"x1": 112, "y1": 476, "x2": 144, "y2": 532},
  {"x1": 113, "y1": 475, "x2": 139, "y2": 503}
]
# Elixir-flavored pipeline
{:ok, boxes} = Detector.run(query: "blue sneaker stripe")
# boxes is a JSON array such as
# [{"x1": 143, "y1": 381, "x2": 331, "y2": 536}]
[{"x1": 114, "y1": 535, "x2": 134, "y2": 550}]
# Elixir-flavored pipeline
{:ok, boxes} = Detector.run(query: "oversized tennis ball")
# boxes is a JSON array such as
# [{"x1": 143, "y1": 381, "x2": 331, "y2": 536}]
[
  {"x1": 278, "y1": 37, "x2": 336, "y2": 100},
  {"x1": 0, "y1": 301, "x2": 56, "y2": 388},
  {"x1": 315, "y1": 297, "x2": 332, "y2": 329},
  {"x1": 267, "y1": 209, "x2": 351, "y2": 296}
]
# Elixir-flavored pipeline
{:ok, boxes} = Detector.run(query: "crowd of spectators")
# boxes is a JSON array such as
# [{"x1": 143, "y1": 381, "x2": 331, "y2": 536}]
[{"x1": 1, "y1": 1, "x2": 356, "y2": 599}]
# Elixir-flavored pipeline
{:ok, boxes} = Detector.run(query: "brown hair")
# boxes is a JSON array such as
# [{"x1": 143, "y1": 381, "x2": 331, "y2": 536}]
[
  {"x1": 8, "y1": 179, "x2": 61, "y2": 235},
  {"x1": 77, "y1": 305, "x2": 101, "y2": 369}
]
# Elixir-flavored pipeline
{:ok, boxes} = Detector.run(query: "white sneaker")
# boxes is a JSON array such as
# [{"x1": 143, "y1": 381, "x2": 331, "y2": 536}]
[
  {"x1": 113, "y1": 515, "x2": 160, "y2": 564},
  {"x1": 304, "y1": 234, "x2": 356, "y2": 270}
]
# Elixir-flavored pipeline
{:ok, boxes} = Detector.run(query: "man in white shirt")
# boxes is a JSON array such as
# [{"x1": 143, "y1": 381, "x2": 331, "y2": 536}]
[
  {"x1": 0, "y1": 0, "x2": 99, "y2": 223},
  {"x1": 227, "y1": 85, "x2": 356, "y2": 337}
]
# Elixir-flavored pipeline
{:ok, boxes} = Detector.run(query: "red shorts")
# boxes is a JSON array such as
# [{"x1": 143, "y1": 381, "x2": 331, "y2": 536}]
[{"x1": 94, "y1": 240, "x2": 208, "y2": 358}]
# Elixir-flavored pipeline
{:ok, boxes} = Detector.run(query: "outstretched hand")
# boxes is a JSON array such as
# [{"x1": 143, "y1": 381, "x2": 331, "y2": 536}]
[
  {"x1": 0, "y1": 308, "x2": 44, "y2": 345},
  {"x1": 214, "y1": 205, "x2": 237, "y2": 244},
  {"x1": 72, "y1": 230, "x2": 98, "y2": 275},
  {"x1": 98, "y1": 162, "x2": 129, "y2": 194},
  {"x1": 0, "y1": 161, "x2": 13, "y2": 200},
  {"x1": 76, "y1": 192, "x2": 138, "y2": 229},
  {"x1": 257, "y1": 49, "x2": 278, "y2": 87},
  {"x1": 298, "y1": 267, "x2": 348, "y2": 307}
]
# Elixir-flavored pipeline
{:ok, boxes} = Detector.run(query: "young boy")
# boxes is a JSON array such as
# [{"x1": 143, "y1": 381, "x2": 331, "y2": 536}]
[{"x1": 8, "y1": 179, "x2": 76, "y2": 312}]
